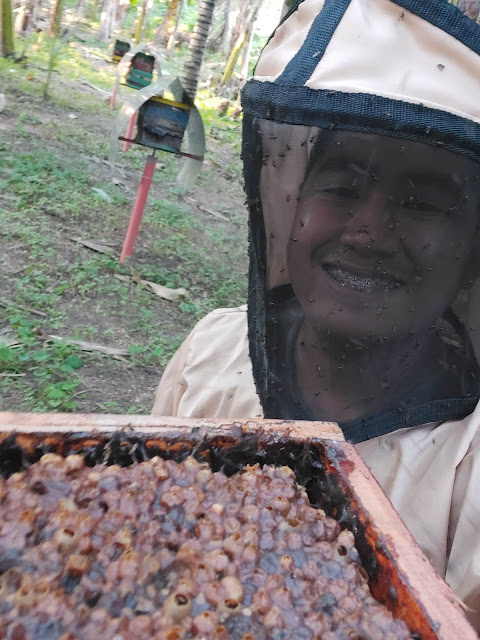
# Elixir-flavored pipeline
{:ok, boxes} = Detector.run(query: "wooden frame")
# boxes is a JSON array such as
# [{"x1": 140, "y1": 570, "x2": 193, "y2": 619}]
[{"x1": 0, "y1": 412, "x2": 475, "y2": 639}]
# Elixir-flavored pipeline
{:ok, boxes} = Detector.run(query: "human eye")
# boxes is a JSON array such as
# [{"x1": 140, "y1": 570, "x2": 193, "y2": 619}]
[
  {"x1": 399, "y1": 195, "x2": 444, "y2": 218},
  {"x1": 401, "y1": 196, "x2": 438, "y2": 212},
  {"x1": 313, "y1": 173, "x2": 361, "y2": 200},
  {"x1": 397, "y1": 177, "x2": 459, "y2": 218},
  {"x1": 301, "y1": 164, "x2": 361, "y2": 201},
  {"x1": 321, "y1": 185, "x2": 359, "y2": 199},
  {"x1": 301, "y1": 181, "x2": 358, "y2": 201}
]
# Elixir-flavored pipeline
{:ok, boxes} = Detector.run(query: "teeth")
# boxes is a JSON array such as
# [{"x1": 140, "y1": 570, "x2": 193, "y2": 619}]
[{"x1": 326, "y1": 267, "x2": 400, "y2": 292}]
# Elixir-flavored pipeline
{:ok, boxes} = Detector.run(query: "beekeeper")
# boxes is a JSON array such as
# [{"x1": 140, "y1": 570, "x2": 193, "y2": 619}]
[{"x1": 153, "y1": 0, "x2": 480, "y2": 628}]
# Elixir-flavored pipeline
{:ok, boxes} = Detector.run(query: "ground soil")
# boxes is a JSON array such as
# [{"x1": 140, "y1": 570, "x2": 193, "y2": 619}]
[{"x1": 0, "y1": 42, "x2": 248, "y2": 414}]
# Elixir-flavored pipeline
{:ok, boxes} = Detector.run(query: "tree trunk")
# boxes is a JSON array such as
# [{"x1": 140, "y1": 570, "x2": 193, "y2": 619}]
[
  {"x1": 166, "y1": 0, "x2": 183, "y2": 56},
  {"x1": 220, "y1": 0, "x2": 260, "y2": 86},
  {"x1": 205, "y1": 0, "x2": 228, "y2": 53},
  {"x1": 30, "y1": 0, "x2": 42, "y2": 33},
  {"x1": 75, "y1": 0, "x2": 95, "y2": 22},
  {"x1": 86, "y1": 0, "x2": 101, "y2": 21},
  {"x1": 239, "y1": 20, "x2": 253, "y2": 79},
  {"x1": 0, "y1": 0, "x2": 15, "y2": 57},
  {"x1": 133, "y1": 0, "x2": 148, "y2": 44},
  {"x1": 97, "y1": 0, "x2": 117, "y2": 41},
  {"x1": 220, "y1": 0, "x2": 229, "y2": 54},
  {"x1": 15, "y1": 0, "x2": 35, "y2": 34},
  {"x1": 180, "y1": 0, "x2": 215, "y2": 100},
  {"x1": 115, "y1": 0, "x2": 129, "y2": 31},
  {"x1": 157, "y1": 0, "x2": 181, "y2": 46},
  {"x1": 74, "y1": 0, "x2": 87, "y2": 20},
  {"x1": 457, "y1": 0, "x2": 480, "y2": 19},
  {"x1": 228, "y1": 0, "x2": 248, "y2": 57},
  {"x1": 220, "y1": 26, "x2": 246, "y2": 85},
  {"x1": 50, "y1": 0, "x2": 63, "y2": 35}
]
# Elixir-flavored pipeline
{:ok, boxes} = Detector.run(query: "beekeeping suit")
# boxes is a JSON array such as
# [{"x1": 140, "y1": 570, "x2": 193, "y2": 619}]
[{"x1": 153, "y1": 0, "x2": 480, "y2": 628}]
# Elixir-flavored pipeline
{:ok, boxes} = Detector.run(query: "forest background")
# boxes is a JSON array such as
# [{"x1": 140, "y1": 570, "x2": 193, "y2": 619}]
[
  {"x1": 0, "y1": 0, "x2": 478, "y2": 415},
  {"x1": 0, "y1": 0, "x2": 283, "y2": 413}
]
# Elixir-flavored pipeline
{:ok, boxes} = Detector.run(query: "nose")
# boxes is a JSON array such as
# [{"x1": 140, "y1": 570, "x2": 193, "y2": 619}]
[{"x1": 341, "y1": 189, "x2": 398, "y2": 255}]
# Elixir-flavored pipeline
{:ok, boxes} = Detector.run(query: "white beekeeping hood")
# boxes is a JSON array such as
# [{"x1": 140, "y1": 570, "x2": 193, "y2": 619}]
[{"x1": 241, "y1": 0, "x2": 480, "y2": 442}]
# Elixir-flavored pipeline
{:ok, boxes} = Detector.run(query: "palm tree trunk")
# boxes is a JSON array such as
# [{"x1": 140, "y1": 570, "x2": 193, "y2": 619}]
[
  {"x1": 0, "y1": 0, "x2": 15, "y2": 57},
  {"x1": 180, "y1": 0, "x2": 215, "y2": 101}
]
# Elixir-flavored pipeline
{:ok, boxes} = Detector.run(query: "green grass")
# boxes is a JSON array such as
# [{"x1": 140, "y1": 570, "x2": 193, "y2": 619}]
[
  {"x1": 0, "y1": 33, "x2": 248, "y2": 414},
  {"x1": 0, "y1": 314, "x2": 84, "y2": 411}
]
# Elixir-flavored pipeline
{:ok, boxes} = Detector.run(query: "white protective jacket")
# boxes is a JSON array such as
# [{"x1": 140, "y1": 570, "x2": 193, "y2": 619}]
[{"x1": 153, "y1": 306, "x2": 480, "y2": 630}]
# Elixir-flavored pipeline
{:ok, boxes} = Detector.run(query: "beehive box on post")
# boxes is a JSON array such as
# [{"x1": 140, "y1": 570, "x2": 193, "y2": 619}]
[
  {"x1": 112, "y1": 40, "x2": 131, "y2": 63},
  {"x1": 0, "y1": 412, "x2": 475, "y2": 639}
]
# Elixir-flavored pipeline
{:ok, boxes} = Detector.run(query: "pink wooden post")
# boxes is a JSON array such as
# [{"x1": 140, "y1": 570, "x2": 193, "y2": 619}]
[
  {"x1": 122, "y1": 112, "x2": 137, "y2": 152},
  {"x1": 119, "y1": 154, "x2": 157, "y2": 262}
]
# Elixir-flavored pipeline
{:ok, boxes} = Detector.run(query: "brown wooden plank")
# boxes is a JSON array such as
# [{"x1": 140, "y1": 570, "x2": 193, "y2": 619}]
[
  {"x1": 0, "y1": 412, "x2": 343, "y2": 441},
  {"x1": 323, "y1": 441, "x2": 477, "y2": 639}
]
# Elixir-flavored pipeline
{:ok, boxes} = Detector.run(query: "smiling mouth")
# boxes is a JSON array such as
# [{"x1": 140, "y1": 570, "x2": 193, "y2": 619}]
[{"x1": 324, "y1": 265, "x2": 403, "y2": 292}]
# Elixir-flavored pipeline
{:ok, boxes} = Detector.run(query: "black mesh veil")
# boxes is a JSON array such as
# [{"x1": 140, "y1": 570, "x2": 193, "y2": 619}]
[
  {"x1": 242, "y1": 117, "x2": 480, "y2": 443},
  {"x1": 240, "y1": 0, "x2": 480, "y2": 442}
]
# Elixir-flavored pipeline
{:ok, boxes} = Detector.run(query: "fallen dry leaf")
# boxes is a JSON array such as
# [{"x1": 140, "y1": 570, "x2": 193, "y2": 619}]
[
  {"x1": 181, "y1": 195, "x2": 229, "y2": 221},
  {"x1": 0, "y1": 298, "x2": 47, "y2": 317},
  {"x1": 71, "y1": 237, "x2": 114, "y2": 254},
  {"x1": 0, "y1": 327, "x2": 20, "y2": 347},
  {"x1": 47, "y1": 335, "x2": 129, "y2": 356},
  {"x1": 144, "y1": 281, "x2": 189, "y2": 302},
  {"x1": 114, "y1": 274, "x2": 188, "y2": 302},
  {"x1": 198, "y1": 204, "x2": 229, "y2": 221},
  {"x1": 80, "y1": 79, "x2": 111, "y2": 98}
]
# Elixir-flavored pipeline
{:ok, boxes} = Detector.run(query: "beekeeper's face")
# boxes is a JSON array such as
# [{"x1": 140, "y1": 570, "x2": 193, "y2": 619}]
[{"x1": 287, "y1": 131, "x2": 480, "y2": 342}]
